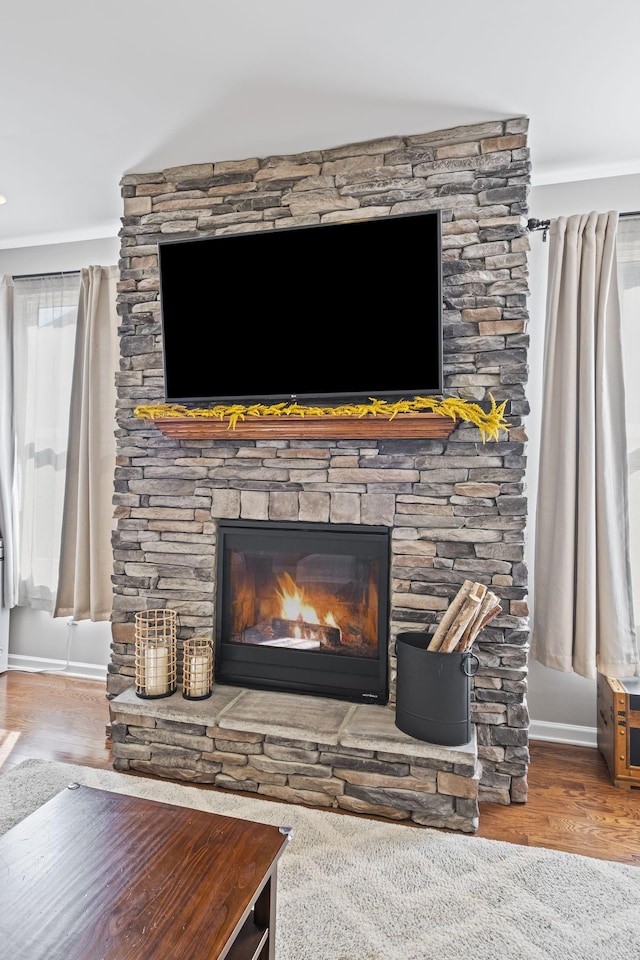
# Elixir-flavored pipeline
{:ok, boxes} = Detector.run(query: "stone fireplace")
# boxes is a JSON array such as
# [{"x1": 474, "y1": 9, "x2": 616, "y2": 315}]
[{"x1": 107, "y1": 116, "x2": 531, "y2": 831}]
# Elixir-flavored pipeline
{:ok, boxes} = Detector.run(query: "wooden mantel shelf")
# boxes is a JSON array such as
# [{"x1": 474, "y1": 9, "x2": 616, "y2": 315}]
[{"x1": 148, "y1": 412, "x2": 459, "y2": 440}]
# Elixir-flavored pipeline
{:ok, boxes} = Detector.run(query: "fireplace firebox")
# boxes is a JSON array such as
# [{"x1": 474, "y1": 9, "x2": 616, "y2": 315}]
[{"x1": 215, "y1": 520, "x2": 390, "y2": 704}]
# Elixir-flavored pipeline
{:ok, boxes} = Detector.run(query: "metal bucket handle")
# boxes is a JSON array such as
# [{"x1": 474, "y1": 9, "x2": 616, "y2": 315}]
[{"x1": 461, "y1": 652, "x2": 480, "y2": 677}]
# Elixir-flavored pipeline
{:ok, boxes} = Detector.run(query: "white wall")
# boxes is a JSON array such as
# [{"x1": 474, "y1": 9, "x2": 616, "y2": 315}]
[
  {"x1": 8, "y1": 608, "x2": 111, "y2": 680},
  {"x1": 1, "y1": 235, "x2": 119, "y2": 678},
  {"x1": 525, "y1": 173, "x2": 640, "y2": 743},
  {"x1": 0, "y1": 237, "x2": 120, "y2": 276}
]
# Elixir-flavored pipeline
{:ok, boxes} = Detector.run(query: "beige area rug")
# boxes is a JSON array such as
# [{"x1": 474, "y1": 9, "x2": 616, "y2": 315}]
[{"x1": 1, "y1": 758, "x2": 639, "y2": 960}]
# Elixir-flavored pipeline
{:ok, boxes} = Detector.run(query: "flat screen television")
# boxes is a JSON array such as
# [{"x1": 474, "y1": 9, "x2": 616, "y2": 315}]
[{"x1": 157, "y1": 208, "x2": 443, "y2": 405}]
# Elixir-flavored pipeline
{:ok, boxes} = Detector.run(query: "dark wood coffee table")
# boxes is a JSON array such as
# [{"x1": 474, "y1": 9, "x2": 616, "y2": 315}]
[{"x1": 0, "y1": 782, "x2": 290, "y2": 960}]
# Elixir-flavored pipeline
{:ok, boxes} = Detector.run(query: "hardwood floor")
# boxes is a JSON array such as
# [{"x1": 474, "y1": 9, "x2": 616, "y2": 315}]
[
  {"x1": 1, "y1": 670, "x2": 639, "y2": 865},
  {"x1": 0, "y1": 671, "x2": 112, "y2": 773}
]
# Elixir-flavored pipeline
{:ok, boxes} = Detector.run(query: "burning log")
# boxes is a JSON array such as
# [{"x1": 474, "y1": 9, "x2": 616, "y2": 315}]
[
  {"x1": 427, "y1": 581, "x2": 501, "y2": 653},
  {"x1": 271, "y1": 617, "x2": 342, "y2": 648}
]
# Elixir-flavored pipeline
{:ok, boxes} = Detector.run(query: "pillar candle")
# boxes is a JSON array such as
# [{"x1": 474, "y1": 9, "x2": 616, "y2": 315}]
[
  {"x1": 145, "y1": 646, "x2": 169, "y2": 696},
  {"x1": 187, "y1": 654, "x2": 210, "y2": 697}
]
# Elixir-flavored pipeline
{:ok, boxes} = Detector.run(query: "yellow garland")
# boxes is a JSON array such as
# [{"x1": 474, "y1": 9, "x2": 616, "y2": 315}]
[{"x1": 134, "y1": 395, "x2": 509, "y2": 442}]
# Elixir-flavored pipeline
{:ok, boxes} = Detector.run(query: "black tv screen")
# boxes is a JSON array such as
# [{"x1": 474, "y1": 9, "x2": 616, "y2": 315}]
[{"x1": 158, "y1": 208, "x2": 443, "y2": 405}]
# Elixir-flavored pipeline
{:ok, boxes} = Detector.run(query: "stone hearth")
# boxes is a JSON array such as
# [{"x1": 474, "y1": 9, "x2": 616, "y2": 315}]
[
  {"x1": 109, "y1": 116, "x2": 532, "y2": 830},
  {"x1": 109, "y1": 685, "x2": 480, "y2": 832}
]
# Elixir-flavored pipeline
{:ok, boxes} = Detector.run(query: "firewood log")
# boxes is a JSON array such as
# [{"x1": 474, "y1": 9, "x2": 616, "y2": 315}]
[
  {"x1": 456, "y1": 589, "x2": 495, "y2": 651},
  {"x1": 438, "y1": 582, "x2": 487, "y2": 653},
  {"x1": 456, "y1": 591, "x2": 501, "y2": 652},
  {"x1": 271, "y1": 617, "x2": 341, "y2": 647},
  {"x1": 474, "y1": 595, "x2": 502, "y2": 633},
  {"x1": 427, "y1": 580, "x2": 474, "y2": 651}
]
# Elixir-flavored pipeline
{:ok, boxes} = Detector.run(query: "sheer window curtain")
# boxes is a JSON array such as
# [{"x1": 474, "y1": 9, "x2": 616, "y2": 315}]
[
  {"x1": 531, "y1": 211, "x2": 639, "y2": 679},
  {"x1": 0, "y1": 277, "x2": 18, "y2": 608},
  {"x1": 12, "y1": 273, "x2": 81, "y2": 612},
  {"x1": 0, "y1": 267, "x2": 118, "y2": 621},
  {"x1": 618, "y1": 217, "x2": 640, "y2": 639}
]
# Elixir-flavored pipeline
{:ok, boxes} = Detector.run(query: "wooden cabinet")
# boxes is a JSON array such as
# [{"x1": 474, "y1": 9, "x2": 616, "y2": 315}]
[{"x1": 597, "y1": 674, "x2": 640, "y2": 789}]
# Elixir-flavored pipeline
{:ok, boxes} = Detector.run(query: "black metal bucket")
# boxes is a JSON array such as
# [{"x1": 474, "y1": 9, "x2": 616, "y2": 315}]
[{"x1": 395, "y1": 632, "x2": 479, "y2": 746}]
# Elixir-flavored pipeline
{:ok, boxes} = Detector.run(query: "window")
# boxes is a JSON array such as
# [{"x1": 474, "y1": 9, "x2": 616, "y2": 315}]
[
  {"x1": 12, "y1": 273, "x2": 81, "y2": 611},
  {"x1": 619, "y1": 216, "x2": 640, "y2": 631}
]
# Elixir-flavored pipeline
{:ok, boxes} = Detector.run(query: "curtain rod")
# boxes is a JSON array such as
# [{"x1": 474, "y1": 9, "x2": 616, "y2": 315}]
[
  {"x1": 12, "y1": 269, "x2": 81, "y2": 280},
  {"x1": 528, "y1": 211, "x2": 640, "y2": 242}
]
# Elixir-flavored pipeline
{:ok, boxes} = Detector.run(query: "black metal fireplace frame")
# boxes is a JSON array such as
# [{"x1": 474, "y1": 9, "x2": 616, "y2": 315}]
[{"x1": 215, "y1": 519, "x2": 390, "y2": 704}]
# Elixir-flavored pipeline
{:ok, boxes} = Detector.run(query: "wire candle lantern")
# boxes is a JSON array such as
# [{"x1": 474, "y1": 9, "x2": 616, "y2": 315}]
[
  {"x1": 134, "y1": 609, "x2": 177, "y2": 699},
  {"x1": 182, "y1": 637, "x2": 213, "y2": 700}
]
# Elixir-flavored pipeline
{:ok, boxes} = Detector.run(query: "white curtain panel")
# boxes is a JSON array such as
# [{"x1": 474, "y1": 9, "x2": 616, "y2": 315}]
[
  {"x1": 531, "y1": 212, "x2": 639, "y2": 679},
  {"x1": 54, "y1": 266, "x2": 119, "y2": 621},
  {"x1": 12, "y1": 273, "x2": 81, "y2": 612},
  {"x1": 0, "y1": 277, "x2": 19, "y2": 608}
]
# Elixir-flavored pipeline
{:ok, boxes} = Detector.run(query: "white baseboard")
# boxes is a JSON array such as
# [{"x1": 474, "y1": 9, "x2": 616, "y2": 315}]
[
  {"x1": 8, "y1": 653, "x2": 107, "y2": 682},
  {"x1": 529, "y1": 719, "x2": 597, "y2": 748}
]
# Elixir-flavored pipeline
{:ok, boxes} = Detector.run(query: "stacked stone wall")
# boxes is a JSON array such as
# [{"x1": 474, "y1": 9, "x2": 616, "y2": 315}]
[
  {"x1": 109, "y1": 689, "x2": 481, "y2": 832},
  {"x1": 111, "y1": 117, "x2": 531, "y2": 805}
]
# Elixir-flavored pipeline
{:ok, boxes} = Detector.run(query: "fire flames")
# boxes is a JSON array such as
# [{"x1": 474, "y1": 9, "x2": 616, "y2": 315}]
[{"x1": 275, "y1": 572, "x2": 339, "y2": 635}]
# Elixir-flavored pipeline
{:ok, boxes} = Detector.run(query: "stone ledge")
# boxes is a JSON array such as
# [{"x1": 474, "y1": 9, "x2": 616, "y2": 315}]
[
  {"x1": 110, "y1": 684, "x2": 480, "y2": 832},
  {"x1": 111, "y1": 685, "x2": 476, "y2": 764}
]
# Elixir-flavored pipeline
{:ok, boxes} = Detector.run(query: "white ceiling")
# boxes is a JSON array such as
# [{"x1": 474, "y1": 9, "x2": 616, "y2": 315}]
[{"x1": 2, "y1": 0, "x2": 639, "y2": 249}]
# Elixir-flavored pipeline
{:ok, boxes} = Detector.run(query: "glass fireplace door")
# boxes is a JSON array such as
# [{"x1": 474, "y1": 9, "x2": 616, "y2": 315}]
[{"x1": 216, "y1": 520, "x2": 390, "y2": 704}]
